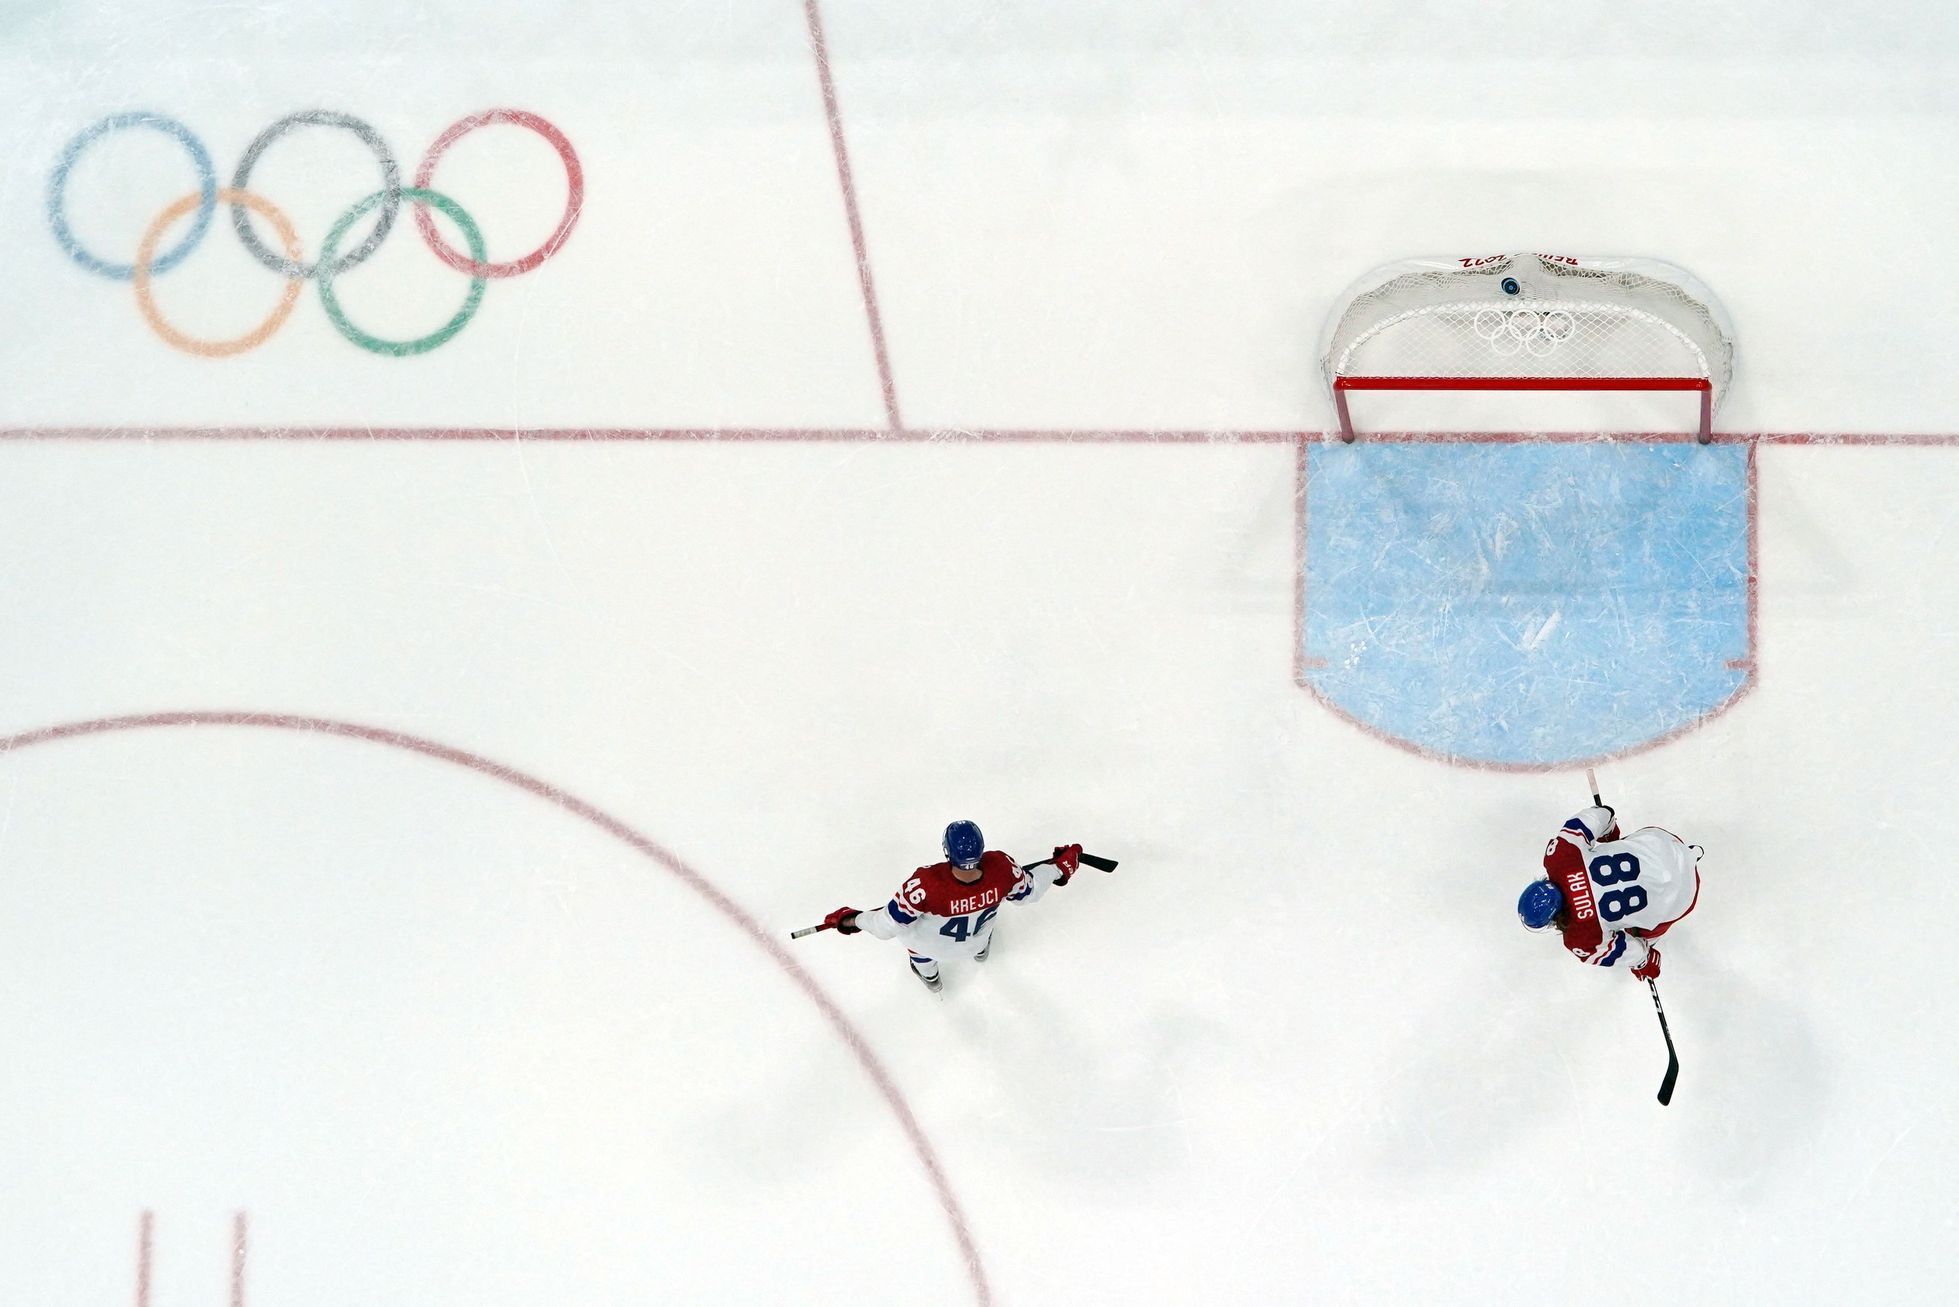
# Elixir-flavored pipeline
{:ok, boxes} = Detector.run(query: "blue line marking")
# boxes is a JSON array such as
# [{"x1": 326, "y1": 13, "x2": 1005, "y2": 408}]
[{"x1": 1303, "y1": 441, "x2": 1749, "y2": 766}]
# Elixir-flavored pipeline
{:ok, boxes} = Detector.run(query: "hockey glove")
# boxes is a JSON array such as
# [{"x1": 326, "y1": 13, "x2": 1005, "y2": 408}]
[
  {"x1": 1630, "y1": 947, "x2": 1662, "y2": 983},
  {"x1": 1052, "y1": 844, "x2": 1083, "y2": 885},
  {"x1": 823, "y1": 907, "x2": 862, "y2": 935}
]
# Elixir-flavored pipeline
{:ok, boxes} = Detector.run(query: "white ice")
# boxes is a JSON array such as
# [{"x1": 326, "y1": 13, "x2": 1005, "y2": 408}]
[{"x1": 2, "y1": 3, "x2": 1957, "y2": 1304}]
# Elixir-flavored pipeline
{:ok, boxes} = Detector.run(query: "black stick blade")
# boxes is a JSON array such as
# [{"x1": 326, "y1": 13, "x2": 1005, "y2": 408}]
[
  {"x1": 1081, "y1": 853, "x2": 1119, "y2": 872},
  {"x1": 1647, "y1": 978, "x2": 1679, "y2": 1106}
]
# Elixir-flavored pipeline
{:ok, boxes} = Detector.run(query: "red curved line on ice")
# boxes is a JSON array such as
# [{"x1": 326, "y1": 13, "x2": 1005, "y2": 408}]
[
  {"x1": 1293, "y1": 672, "x2": 1757, "y2": 774},
  {"x1": 0, "y1": 711, "x2": 990, "y2": 1307}
]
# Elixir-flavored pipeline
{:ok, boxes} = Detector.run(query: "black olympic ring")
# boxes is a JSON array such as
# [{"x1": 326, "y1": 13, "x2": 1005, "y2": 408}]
[
  {"x1": 46, "y1": 107, "x2": 583, "y2": 357},
  {"x1": 230, "y1": 110, "x2": 400, "y2": 280}
]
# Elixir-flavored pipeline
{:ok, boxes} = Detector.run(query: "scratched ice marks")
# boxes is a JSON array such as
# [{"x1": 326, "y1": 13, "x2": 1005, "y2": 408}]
[{"x1": 1302, "y1": 441, "x2": 1751, "y2": 767}]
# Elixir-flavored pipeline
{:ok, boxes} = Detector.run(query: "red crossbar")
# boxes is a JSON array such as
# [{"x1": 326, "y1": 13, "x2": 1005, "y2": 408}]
[{"x1": 1333, "y1": 375, "x2": 1714, "y2": 443}]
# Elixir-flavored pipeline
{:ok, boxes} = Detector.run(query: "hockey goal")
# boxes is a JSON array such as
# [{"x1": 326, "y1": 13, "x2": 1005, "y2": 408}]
[{"x1": 1320, "y1": 253, "x2": 1736, "y2": 443}]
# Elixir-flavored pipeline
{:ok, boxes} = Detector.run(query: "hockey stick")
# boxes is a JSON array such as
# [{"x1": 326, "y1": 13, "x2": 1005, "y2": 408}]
[
  {"x1": 1648, "y1": 978, "x2": 1681, "y2": 1106},
  {"x1": 790, "y1": 851, "x2": 1119, "y2": 939},
  {"x1": 1032, "y1": 852, "x2": 1119, "y2": 873},
  {"x1": 1589, "y1": 768, "x2": 1679, "y2": 1105}
]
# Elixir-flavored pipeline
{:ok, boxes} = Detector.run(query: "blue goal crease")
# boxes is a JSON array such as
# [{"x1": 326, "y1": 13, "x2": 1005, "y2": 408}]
[{"x1": 1300, "y1": 442, "x2": 1750, "y2": 767}]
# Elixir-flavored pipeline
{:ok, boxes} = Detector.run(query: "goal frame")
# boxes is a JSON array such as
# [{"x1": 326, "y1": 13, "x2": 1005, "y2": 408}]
[
  {"x1": 1332, "y1": 375, "x2": 1715, "y2": 444},
  {"x1": 1321, "y1": 254, "x2": 1734, "y2": 445}
]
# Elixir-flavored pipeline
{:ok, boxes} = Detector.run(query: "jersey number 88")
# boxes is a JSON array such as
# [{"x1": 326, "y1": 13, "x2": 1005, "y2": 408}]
[{"x1": 1588, "y1": 852, "x2": 1646, "y2": 922}]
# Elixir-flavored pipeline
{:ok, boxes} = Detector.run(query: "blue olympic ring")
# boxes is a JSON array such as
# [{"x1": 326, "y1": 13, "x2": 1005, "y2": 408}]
[{"x1": 47, "y1": 112, "x2": 217, "y2": 280}]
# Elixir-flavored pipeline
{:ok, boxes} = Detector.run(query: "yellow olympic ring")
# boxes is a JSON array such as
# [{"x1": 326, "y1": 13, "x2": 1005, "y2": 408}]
[{"x1": 133, "y1": 188, "x2": 303, "y2": 357}]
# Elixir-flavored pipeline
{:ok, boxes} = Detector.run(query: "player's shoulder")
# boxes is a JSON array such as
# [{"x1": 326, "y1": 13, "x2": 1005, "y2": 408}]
[
  {"x1": 894, "y1": 860, "x2": 988, "y2": 916},
  {"x1": 1626, "y1": 824, "x2": 1686, "y2": 844},
  {"x1": 933, "y1": 852, "x2": 1019, "y2": 898},
  {"x1": 905, "y1": 860, "x2": 958, "y2": 892},
  {"x1": 1542, "y1": 830, "x2": 1585, "y2": 867},
  {"x1": 903, "y1": 857, "x2": 1006, "y2": 892},
  {"x1": 896, "y1": 853, "x2": 1020, "y2": 910},
  {"x1": 887, "y1": 861, "x2": 955, "y2": 918}
]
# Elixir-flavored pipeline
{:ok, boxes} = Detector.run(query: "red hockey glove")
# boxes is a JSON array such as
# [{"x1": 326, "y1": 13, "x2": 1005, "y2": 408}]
[
  {"x1": 823, "y1": 907, "x2": 862, "y2": 935},
  {"x1": 1052, "y1": 844, "x2": 1083, "y2": 885},
  {"x1": 1630, "y1": 947, "x2": 1661, "y2": 983}
]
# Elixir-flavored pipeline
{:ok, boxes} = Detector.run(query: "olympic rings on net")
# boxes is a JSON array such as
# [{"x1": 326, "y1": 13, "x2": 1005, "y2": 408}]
[
  {"x1": 135, "y1": 188, "x2": 304, "y2": 358},
  {"x1": 414, "y1": 109, "x2": 584, "y2": 278},
  {"x1": 320, "y1": 188, "x2": 486, "y2": 357},
  {"x1": 48, "y1": 112, "x2": 216, "y2": 280},
  {"x1": 45, "y1": 107, "x2": 582, "y2": 358},
  {"x1": 1472, "y1": 306, "x2": 1579, "y2": 358}
]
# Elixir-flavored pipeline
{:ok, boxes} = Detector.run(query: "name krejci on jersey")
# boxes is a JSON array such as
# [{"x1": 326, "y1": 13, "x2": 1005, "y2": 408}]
[{"x1": 948, "y1": 887, "x2": 1003, "y2": 916}]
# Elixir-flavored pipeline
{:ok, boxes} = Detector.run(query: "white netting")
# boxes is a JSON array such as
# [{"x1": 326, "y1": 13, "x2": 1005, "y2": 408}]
[{"x1": 1320, "y1": 253, "x2": 1736, "y2": 399}]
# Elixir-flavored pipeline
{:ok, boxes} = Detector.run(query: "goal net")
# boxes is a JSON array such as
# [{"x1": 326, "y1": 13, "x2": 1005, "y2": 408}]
[{"x1": 1319, "y1": 253, "x2": 1737, "y2": 442}]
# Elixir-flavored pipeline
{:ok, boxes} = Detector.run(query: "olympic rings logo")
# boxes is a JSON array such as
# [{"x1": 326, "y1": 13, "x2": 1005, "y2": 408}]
[
  {"x1": 1470, "y1": 307, "x2": 1578, "y2": 359},
  {"x1": 47, "y1": 108, "x2": 583, "y2": 358}
]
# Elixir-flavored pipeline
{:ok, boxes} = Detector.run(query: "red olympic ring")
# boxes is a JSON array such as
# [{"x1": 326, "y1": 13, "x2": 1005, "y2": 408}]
[{"x1": 413, "y1": 108, "x2": 583, "y2": 279}]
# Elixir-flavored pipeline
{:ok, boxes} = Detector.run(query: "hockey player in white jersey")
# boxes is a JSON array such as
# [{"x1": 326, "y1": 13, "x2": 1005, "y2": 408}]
[
  {"x1": 1517, "y1": 804, "x2": 1702, "y2": 981},
  {"x1": 819, "y1": 820, "x2": 1080, "y2": 991}
]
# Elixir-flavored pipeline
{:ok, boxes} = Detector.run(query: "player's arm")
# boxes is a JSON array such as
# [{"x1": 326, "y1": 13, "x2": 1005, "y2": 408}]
[
  {"x1": 843, "y1": 870, "x2": 936, "y2": 941},
  {"x1": 1562, "y1": 805, "x2": 1619, "y2": 843},
  {"x1": 1596, "y1": 931, "x2": 1661, "y2": 980},
  {"x1": 1583, "y1": 929, "x2": 1644, "y2": 968},
  {"x1": 1543, "y1": 809, "x2": 1615, "y2": 880},
  {"x1": 1006, "y1": 845, "x2": 1080, "y2": 906},
  {"x1": 851, "y1": 895, "x2": 920, "y2": 941},
  {"x1": 1571, "y1": 927, "x2": 1661, "y2": 980}
]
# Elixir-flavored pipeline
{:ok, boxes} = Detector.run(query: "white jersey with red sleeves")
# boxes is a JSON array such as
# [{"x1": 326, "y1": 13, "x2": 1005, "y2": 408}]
[
  {"x1": 1544, "y1": 806, "x2": 1701, "y2": 968},
  {"x1": 855, "y1": 850, "x2": 1061, "y2": 961}
]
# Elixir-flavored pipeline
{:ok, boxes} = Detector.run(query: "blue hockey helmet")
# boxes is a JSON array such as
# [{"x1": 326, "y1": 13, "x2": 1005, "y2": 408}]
[
  {"x1": 1517, "y1": 878, "x2": 1563, "y2": 932},
  {"x1": 942, "y1": 820, "x2": 985, "y2": 869}
]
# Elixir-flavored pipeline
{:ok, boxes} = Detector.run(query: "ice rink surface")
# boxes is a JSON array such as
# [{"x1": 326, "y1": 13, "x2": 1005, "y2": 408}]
[{"x1": 3, "y1": 2, "x2": 1958, "y2": 1303}]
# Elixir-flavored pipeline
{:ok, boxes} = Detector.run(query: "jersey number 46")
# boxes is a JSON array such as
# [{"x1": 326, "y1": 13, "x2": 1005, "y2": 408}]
[{"x1": 940, "y1": 904, "x2": 1000, "y2": 943}]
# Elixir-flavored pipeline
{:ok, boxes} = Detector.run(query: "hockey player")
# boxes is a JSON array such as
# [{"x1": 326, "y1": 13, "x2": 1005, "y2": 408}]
[
  {"x1": 819, "y1": 821, "x2": 1081, "y2": 991},
  {"x1": 1517, "y1": 804, "x2": 1702, "y2": 982}
]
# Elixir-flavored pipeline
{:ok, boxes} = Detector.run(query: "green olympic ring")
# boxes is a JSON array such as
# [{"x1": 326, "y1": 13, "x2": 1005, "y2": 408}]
[
  {"x1": 318, "y1": 187, "x2": 486, "y2": 357},
  {"x1": 50, "y1": 108, "x2": 582, "y2": 358}
]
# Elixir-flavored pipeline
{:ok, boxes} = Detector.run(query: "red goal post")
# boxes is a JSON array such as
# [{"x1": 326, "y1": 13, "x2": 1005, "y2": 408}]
[{"x1": 1320, "y1": 254, "x2": 1736, "y2": 444}]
